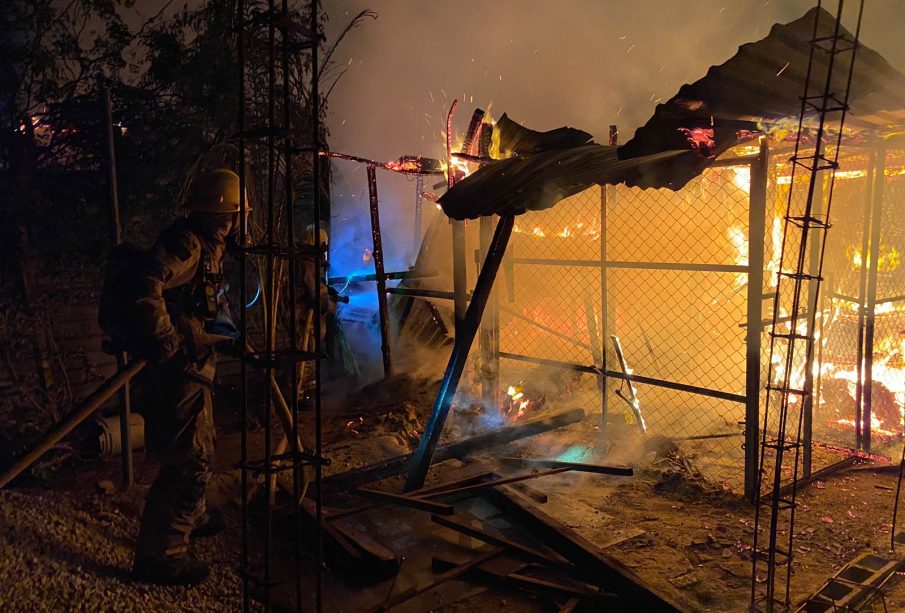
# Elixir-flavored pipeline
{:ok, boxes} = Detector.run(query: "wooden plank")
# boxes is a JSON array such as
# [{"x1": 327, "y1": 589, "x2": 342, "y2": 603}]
[
  {"x1": 355, "y1": 487, "x2": 455, "y2": 515},
  {"x1": 509, "y1": 481, "x2": 549, "y2": 503},
  {"x1": 420, "y1": 468, "x2": 571, "y2": 499},
  {"x1": 432, "y1": 556, "x2": 618, "y2": 604},
  {"x1": 326, "y1": 470, "x2": 495, "y2": 522},
  {"x1": 431, "y1": 514, "x2": 568, "y2": 567},
  {"x1": 499, "y1": 457, "x2": 633, "y2": 476},
  {"x1": 364, "y1": 549, "x2": 501, "y2": 613},
  {"x1": 483, "y1": 486, "x2": 688, "y2": 612},
  {"x1": 558, "y1": 597, "x2": 580, "y2": 613}
]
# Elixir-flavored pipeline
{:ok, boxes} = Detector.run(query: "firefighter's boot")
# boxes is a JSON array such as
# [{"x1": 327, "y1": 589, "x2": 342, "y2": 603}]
[{"x1": 132, "y1": 555, "x2": 210, "y2": 586}]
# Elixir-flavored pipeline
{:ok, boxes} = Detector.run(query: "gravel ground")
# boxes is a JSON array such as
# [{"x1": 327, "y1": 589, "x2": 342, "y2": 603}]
[{"x1": 0, "y1": 481, "x2": 243, "y2": 612}]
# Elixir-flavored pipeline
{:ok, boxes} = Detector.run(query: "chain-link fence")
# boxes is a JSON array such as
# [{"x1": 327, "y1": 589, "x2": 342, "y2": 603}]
[
  {"x1": 813, "y1": 148, "x2": 905, "y2": 454},
  {"x1": 413, "y1": 141, "x2": 903, "y2": 495},
  {"x1": 494, "y1": 158, "x2": 758, "y2": 492}
]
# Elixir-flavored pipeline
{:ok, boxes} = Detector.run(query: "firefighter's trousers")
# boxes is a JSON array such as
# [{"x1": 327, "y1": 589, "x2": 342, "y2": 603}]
[{"x1": 135, "y1": 354, "x2": 216, "y2": 559}]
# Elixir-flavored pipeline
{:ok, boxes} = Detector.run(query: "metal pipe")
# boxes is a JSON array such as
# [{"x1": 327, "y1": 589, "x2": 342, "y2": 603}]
[
  {"x1": 513, "y1": 258, "x2": 748, "y2": 273},
  {"x1": 328, "y1": 269, "x2": 437, "y2": 285},
  {"x1": 280, "y1": 3, "x2": 303, "y2": 609},
  {"x1": 745, "y1": 138, "x2": 767, "y2": 501},
  {"x1": 413, "y1": 175, "x2": 424, "y2": 255},
  {"x1": 862, "y1": 148, "x2": 886, "y2": 452},
  {"x1": 366, "y1": 164, "x2": 393, "y2": 378},
  {"x1": 103, "y1": 85, "x2": 133, "y2": 490},
  {"x1": 497, "y1": 351, "x2": 748, "y2": 405},
  {"x1": 310, "y1": 1, "x2": 325, "y2": 608},
  {"x1": 264, "y1": 1, "x2": 276, "y2": 604},
  {"x1": 802, "y1": 143, "x2": 825, "y2": 478},
  {"x1": 0, "y1": 360, "x2": 146, "y2": 490},
  {"x1": 452, "y1": 222, "x2": 467, "y2": 334},
  {"x1": 600, "y1": 181, "x2": 609, "y2": 448},
  {"x1": 479, "y1": 215, "x2": 498, "y2": 410},
  {"x1": 404, "y1": 214, "x2": 515, "y2": 492}
]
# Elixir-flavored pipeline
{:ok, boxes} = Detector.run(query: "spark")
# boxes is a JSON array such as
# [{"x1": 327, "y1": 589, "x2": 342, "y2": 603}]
[
  {"x1": 776, "y1": 62, "x2": 790, "y2": 77},
  {"x1": 625, "y1": 44, "x2": 635, "y2": 54}
]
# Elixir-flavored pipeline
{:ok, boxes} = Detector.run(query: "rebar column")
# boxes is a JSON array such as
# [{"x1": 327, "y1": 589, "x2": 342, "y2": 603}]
[
  {"x1": 236, "y1": 2, "x2": 250, "y2": 610},
  {"x1": 367, "y1": 164, "x2": 393, "y2": 378},
  {"x1": 862, "y1": 148, "x2": 887, "y2": 452},
  {"x1": 310, "y1": 2, "x2": 325, "y2": 609},
  {"x1": 103, "y1": 85, "x2": 133, "y2": 489}
]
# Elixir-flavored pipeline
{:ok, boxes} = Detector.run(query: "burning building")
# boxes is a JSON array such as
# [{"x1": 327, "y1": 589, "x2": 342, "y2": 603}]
[{"x1": 5, "y1": 2, "x2": 905, "y2": 613}]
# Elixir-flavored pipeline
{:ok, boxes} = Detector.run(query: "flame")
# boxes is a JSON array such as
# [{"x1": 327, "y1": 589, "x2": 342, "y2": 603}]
[
  {"x1": 728, "y1": 224, "x2": 749, "y2": 288},
  {"x1": 503, "y1": 383, "x2": 533, "y2": 420},
  {"x1": 678, "y1": 126, "x2": 716, "y2": 158},
  {"x1": 847, "y1": 244, "x2": 901, "y2": 273},
  {"x1": 767, "y1": 216, "x2": 783, "y2": 288},
  {"x1": 362, "y1": 248, "x2": 372, "y2": 263},
  {"x1": 732, "y1": 166, "x2": 751, "y2": 194}
]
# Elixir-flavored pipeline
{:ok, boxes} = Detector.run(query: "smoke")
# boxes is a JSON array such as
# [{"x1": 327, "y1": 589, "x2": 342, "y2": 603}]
[
  {"x1": 320, "y1": 1, "x2": 905, "y2": 390},
  {"x1": 322, "y1": 0, "x2": 905, "y2": 281}
]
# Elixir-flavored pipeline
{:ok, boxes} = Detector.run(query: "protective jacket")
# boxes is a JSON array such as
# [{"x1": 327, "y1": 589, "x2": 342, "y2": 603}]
[{"x1": 133, "y1": 219, "x2": 225, "y2": 363}]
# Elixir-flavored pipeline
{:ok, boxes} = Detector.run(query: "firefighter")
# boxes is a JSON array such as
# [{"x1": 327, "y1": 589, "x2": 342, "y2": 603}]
[{"x1": 130, "y1": 168, "x2": 244, "y2": 586}]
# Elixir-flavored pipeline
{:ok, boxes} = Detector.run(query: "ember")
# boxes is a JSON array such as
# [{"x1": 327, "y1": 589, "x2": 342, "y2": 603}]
[{"x1": 678, "y1": 126, "x2": 717, "y2": 158}]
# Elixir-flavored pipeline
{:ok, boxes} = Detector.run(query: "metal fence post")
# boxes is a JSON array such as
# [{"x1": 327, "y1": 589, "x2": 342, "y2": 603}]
[
  {"x1": 854, "y1": 149, "x2": 877, "y2": 449},
  {"x1": 103, "y1": 85, "x2": 133, "y2": 490},
  {"x1": 802, "y1": 145, "x2": 825, "y2": 478},
  {"x1": 366, "y1": 164, "x2": 393, "y2": 377},
  {"x1": 413, "y1": 175, "x2": 424, "y2": 257},
  {"x1": 601, "y1": 125, "x2": 617, "y2": 449},
  {"x1": 479, "y1": 215, "x2": 499, "y2": 410},
  {"x1": 862, "y1": 147, "x2": 887, "y2": 452},
  {"x1": 745, "y1": 139, "x2": 767, "y2": 502},
  {"x1": 405, "y1": 214, "x2": 515, "y2": 491}
]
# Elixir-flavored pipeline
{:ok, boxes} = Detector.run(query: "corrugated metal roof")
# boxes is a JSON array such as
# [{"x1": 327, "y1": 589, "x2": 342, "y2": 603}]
[{"x1": 440, "y1": 7, "x2": 905, "y2": 220}]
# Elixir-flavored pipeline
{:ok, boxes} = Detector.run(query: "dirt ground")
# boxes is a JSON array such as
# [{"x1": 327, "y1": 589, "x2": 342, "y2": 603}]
[{"x1": 3, "y1": 371, "x2": 905, "y2": 612}]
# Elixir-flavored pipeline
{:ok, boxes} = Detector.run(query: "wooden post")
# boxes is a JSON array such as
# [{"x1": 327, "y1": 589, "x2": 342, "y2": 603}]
[
  {"x1": 103, "y1": 85, "x2": 133, "y2": 489},
  {"x1": 745, "y1": 139, "x2": 767, "y2": 502}
]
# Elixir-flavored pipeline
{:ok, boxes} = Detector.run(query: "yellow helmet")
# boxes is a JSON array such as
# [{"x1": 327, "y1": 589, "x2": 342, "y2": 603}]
[
  {"x1": 189, "y1": 168, "x2": 246, "y2": 213},
  {"x1": 302, "y1": 225, "x2": 328, "y2": 247}
]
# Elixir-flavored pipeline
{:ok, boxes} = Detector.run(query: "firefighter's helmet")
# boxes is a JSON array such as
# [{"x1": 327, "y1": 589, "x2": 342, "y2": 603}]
[
  {"x1": 302, "y1": 225, "x2": 328, "y2": 247},
  {"x1": 189, "y1": 168, "x2": 248, "y2": 213}
]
